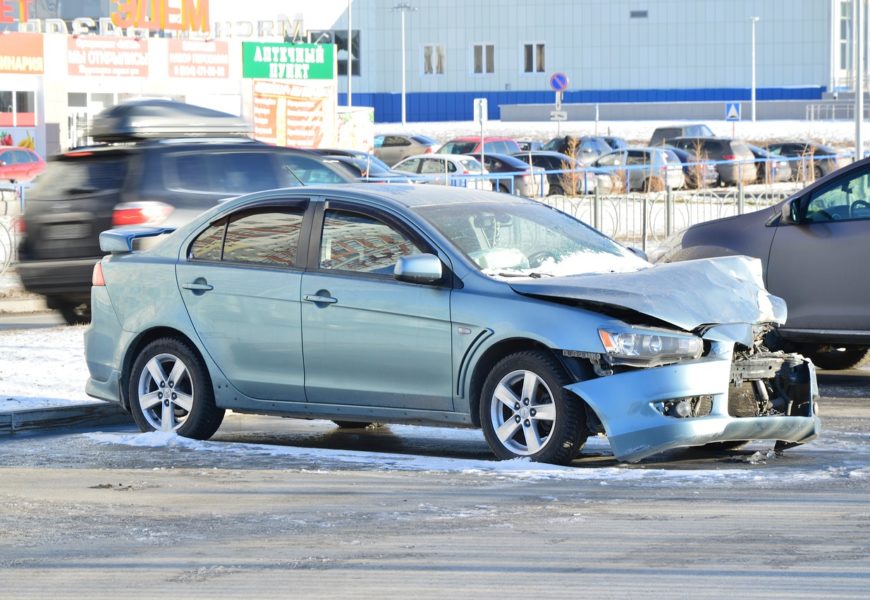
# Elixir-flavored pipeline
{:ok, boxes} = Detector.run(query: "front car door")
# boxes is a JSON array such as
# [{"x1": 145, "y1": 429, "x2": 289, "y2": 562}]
[
  {"x1": 767, "y1": 167, "x2": 870, "y2": 336},
  {"x1": 177, "y1": 200, "x2": 309, "y2": 401},
  {"x1": 300, "y1": 200, "x2": 454, "y2": 411}
]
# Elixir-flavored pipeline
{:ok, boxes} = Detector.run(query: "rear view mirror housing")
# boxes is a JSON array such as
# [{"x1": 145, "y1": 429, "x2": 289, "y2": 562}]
[
  {"x1": 394, "y1": 254, "x2": 443, "y2": 284},
  {"x1": 780, "y1": 198, "x2": 800, "y2": 225}
]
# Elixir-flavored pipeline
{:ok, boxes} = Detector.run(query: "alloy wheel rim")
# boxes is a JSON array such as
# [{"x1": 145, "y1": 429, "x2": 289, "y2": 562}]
[
  {"x1": 489, "y1": 369, "x2": 556, "y2": 456},
  {"x1": 137, "y1": 353, "x2": 194, "y2": 432}
]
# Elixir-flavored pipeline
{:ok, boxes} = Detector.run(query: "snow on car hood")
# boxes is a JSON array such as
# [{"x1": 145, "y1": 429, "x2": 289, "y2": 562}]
[{"x1": 509, "y1": 255, "x2": 786, "y2": 332}]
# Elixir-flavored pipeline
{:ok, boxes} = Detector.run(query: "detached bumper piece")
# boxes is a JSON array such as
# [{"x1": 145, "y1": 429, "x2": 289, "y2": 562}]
[{"x1": 566, "y1": 351, "x2": 820, "y2": 463}]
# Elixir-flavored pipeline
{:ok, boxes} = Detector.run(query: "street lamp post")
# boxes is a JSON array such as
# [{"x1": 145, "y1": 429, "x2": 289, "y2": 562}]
[
  {"x1": 856, "y1": 0, "x2": 865, "y2": 161},
  {"x1": 393, "y1": 3, "x2": 415, "y2": 125},
  {"x1": 751, "y1": 16, "x2": 760, "y2": 122},
  {"x1": 347, "y1": 0, "x2": 352, "y2": 108}
]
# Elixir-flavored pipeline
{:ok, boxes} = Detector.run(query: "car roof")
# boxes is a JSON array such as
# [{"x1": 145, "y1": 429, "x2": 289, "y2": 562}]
[{"x1": 446, "y1": 136, "x2": 516, "y2": 142}]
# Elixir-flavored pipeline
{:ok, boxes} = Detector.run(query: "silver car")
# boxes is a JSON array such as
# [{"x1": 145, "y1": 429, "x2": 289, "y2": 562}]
[
  {"x1": 373, "y1": 133, "x2": 439, "y2": 166},
  {"x1": 594, "y1": 148, "x2": 685, "y2": 191},
  {"x1": 85, "y1": 185, "x2": 820, "y2": 464},
  {"x1": 392, "y1": 153, "x2": 493, "y2": 191}
]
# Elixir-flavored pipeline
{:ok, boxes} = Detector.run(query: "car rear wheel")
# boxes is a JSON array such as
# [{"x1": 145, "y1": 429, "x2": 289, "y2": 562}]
[
  {"x1": 128, "y1": 338, "x2": 224, "y2": 438},
  {"x1": 549, "y1": 184, "x2": 564, "y2": 196},
  {"x1": 480, "y1": 350, "x2": 587, "y2": 465},
  {"x1": 54, "y1": 300, "x2": 91, "y2": 325},
  {"x1": 803, "y1": 344, "x2": 870, "y2": 371}
]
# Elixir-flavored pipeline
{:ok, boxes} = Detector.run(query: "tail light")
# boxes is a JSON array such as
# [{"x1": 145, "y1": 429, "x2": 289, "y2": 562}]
[
  {"x1": 15, "y1": 217, "x2": 25, "y2": 235},
  {"x1": 112, "y1": 201, "x2": 173, "y2": 227},
  {"x1": 424, "y1": 147, "x2": 434, "y2": 154},
  {"x1": 92, "y1": 262, "x2": 105, "y2": 286},
  {"x1": 722, "y1": 154, "x2": 736, "y2": 161}
]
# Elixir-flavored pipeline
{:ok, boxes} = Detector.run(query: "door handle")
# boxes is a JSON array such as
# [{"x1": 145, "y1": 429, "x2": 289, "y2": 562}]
[
  {"x1": 304, "y1": 292, "x2": 338, "y2": 305},
  {"x1": 181, "y1": 279, "x2": 213, "y2": 294}
]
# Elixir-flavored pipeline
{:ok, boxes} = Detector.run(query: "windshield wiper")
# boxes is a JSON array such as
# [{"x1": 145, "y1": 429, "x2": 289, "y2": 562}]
[{"x1": 495, "y1": 272, "x2": 553, "y2": 278}]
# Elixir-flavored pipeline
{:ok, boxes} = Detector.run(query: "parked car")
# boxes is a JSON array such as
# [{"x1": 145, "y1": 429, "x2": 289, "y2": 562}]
[
  {"x1": 392, "y1": 153, "x2": 493, "y2": 190},
  {"x1": 16, "y1": 100, "x2": 353, "y2": 325},
  {"x1": 747, "y1": 144, "x2": 792, "y2": 183},
  {"x1": 516, "y1": 140, "x2": 544, "y2": 152},
  {"x1": 512, "y1": 150, "x2": 600, "y2": 195},
  {"x1": 468, "y1": 152, "x2": 549, "y2": 196},
  {"x1": 592, "y1": 148, "x2": 685, "y2": 192},
  {"x1": 665, "y1": 136, "x2": 756, "y2": 186},
  {"x1": 373, "y1": 133, "x2": 439, "y2": 166},
  {"x1": 0, "y1": 146, "x2": 45, "y2": 182},
  {"x1": 438, "y1": 136, "x2": 522, "y2": 156},
  {"x1": 649, "y1": 123, "x2": 715, "y2": 147},
  {"x1": 85, "y1": 184, "x2": 819, "y2": 465},
  {"x1": 601, "y1": 136, "x2": 629, "y2": 151},
  {"x1": 764, "y1": 141, "x2": 850, "y2": 181},
  {"x1": 657, "y1": 155, "x2": 870, "y2": 370},
  {"x1": 663, "y1": 145, "x2": 719, "y2": 189},
  {"x1": 542, "y1": 135, "x2": 612, "y2": 165},
  {"x1": 322, "y1": 155, "x2": 416, "y2": 183}
]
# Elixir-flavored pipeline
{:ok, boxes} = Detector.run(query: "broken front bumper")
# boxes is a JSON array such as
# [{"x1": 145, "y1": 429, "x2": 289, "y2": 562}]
[{"x1": 566, "y1": 349, "x2": 820, "y2": 463}]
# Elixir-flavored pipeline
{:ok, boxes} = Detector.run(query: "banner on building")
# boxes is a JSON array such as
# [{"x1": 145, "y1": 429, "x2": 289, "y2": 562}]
[
  {"x1": 168, "y1": 39, "x2": 229, "y2": 78},
  {"x1": 252, "y1": 80, "x2": 336, "y2": 149},
  {"x1": 0, "y1": 33, "x2": 44, "y2": 74},
  {"x1": 67, "y1": 36, "x2": 149, "y2": 77}
]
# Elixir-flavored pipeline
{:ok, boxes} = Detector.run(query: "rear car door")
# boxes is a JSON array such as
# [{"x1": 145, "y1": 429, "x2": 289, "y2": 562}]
[
  {"x1": 300, "y1": 201, "x2": 454, "y2": 410},
  {"x1": 177, "y1": 200, "x2": 310, "y2": 401},
  {"x1": 767, "y1": 167, "x2": 870, "y2": 333}
]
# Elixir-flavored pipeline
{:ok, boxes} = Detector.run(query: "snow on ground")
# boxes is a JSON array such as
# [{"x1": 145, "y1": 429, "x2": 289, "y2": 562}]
[
  {"x1": 0, "y1": 325, "x2": 93, "y2": 410},
  {"x1": 374, "y1": 118, "x2": 863, "y2": 149}
]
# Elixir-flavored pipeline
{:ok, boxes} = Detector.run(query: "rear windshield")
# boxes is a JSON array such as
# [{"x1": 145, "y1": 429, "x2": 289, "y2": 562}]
[
  {"x1": 30, "y1": 154, "x2": 129, "y2": 197},
  {"x1": 164, "y1": 151, "x2": 281, "y2": 193},
  {"x1": 440, "y1": 141, "x2": 477, "y2": 154}
]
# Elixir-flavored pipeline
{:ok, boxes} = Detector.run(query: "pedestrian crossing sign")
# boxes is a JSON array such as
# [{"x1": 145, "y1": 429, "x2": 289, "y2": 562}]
[{"x1": 725, "y1": 102, "x2": 741, "y2": 121}]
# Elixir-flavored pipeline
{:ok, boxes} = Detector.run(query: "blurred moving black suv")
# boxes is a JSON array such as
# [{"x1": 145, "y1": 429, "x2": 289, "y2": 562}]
[{"x1": 17, "y1": 100, "x2": 352, "y2": 324}]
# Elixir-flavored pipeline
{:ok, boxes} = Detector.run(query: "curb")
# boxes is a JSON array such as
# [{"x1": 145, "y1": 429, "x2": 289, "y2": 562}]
[
  {"x1": 0, "y1": 295, "x2": 50, "y2": 315},
  {"x1": 0, "y1": 402, "x2": 132, "y2": 434}
]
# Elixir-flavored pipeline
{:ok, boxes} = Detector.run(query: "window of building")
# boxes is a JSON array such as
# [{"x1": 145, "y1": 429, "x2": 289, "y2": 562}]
[
  {"x1": 523, "y1": 43, "x2": 545, "y2": 73},
  {"x1": 473, "y1": 44, "x2": 494, "y2": 74},
  {"x1": 423, "y1": 44, "x2": 445, "y2": 75},
  {"x1": 840, "y1": 0, "x2": 853, "y2": 71},
  {"x1": 0, "y1": 90, "x2": 36, "y2": 127}
]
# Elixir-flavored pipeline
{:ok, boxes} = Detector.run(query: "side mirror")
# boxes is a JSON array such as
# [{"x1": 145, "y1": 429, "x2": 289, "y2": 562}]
[
  {"x1": 394, "y1": 253, "x2": 443, "y2": 284},
  {"x1": 780, "y1": 198, "x2": 799, "y2": 225}
]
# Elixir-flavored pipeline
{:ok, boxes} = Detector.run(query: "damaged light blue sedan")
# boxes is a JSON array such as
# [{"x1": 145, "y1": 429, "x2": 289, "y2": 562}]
[{"x1": 84, "y1": 185, "x2": 820, "y2": 465}]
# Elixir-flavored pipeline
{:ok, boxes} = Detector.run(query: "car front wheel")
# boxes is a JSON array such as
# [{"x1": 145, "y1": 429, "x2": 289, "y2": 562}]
[
  {"x1": 480, "y1": 350, "x2": 587, "y2": 465},
  {"x1": 128, "y1": 338, "x2": 224, "y2": 439}
]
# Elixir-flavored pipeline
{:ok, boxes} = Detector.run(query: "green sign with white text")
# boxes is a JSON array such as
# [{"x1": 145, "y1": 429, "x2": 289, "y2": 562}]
[{"x1": 242, "y1": 42, "x2": 334, "y2": 80}]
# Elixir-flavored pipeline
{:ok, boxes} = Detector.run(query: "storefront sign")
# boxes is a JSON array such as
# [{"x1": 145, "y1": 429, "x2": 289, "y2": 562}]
[
  {"x1": 168, "y1": 39, "x2": 229, "y2": 78},
  {"x1": 0, "y1": 32, "x2": 43, "y2": 74},
  {"x1": 67, "y1": 36, "x2": 149, "y2": 77},
  {"x1": 242, "y1": 42, "x2": 334, "y2": 80},
  {"x1": 111, "y1": 0, "x2": 209, "y2": 33}
]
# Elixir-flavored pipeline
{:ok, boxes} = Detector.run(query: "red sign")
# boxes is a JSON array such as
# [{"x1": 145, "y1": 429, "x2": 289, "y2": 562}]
[
  {"x1": 168, "y1": 39, "x2": 228, "y2": 78},
  {"x1": 0, "y1": 32, "x2": 43, "y2": 74},
  {"x1": 67, "y1": 36, "x2": 149, "y2": 77}
]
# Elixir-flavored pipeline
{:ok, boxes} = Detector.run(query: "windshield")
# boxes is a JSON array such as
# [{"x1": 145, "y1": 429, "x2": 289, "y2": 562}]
[{"x1": 416, "y1": 201, "x2": 648, "y2": 277}]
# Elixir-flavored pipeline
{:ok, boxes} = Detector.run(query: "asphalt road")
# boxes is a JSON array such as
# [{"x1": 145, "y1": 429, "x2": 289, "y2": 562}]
[{"x1": 1, "y1": 367, "x2": 869, "y2": 598}]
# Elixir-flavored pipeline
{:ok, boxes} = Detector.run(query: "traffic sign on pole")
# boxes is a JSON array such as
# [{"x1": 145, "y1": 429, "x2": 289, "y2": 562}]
[
  {"x1": 725, "y1": 102, "x2": 742, "y2": 121},
  {"x1": 549, "y1": 72, "x2": 569, "y2": 92}
]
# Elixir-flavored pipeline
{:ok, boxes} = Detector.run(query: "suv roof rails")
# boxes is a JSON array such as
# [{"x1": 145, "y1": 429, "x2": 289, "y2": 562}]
[{"x1": 89, "y1": 99, "x2": 251, "y2": 143}]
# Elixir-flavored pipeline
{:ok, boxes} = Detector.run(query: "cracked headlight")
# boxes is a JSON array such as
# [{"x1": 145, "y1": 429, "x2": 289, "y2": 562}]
[{"x1": 598, "y1": 328, "x2": 703, "y2": 367}]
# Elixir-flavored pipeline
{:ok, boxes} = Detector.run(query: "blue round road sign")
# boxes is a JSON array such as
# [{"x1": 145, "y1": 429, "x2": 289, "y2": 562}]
[{"x1": 550, "y1": 72, "x2": 569, "y2": 92}]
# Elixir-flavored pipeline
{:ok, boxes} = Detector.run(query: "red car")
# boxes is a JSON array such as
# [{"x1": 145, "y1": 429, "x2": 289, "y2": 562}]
[
  {"x1": 0, "y1": 146, "x2": 45, "y2": 182},
  {"x1": 438, "y1": 136, "x2": 521, "y2": 155}
]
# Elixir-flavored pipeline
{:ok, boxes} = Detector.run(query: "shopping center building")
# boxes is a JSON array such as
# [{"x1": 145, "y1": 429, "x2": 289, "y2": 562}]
[{"x1": 0, "y1": 0, "x2": 860, "y2": 155}]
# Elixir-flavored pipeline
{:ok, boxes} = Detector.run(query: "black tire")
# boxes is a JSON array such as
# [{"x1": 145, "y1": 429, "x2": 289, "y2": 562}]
[
  {"x1": 498, "y1": 183, "x2": 510, "y2": 194},
  {"x1": 128, "y1": 337, "x2": 224, "y2": 439},
  {"x1": 480, "y1": 350, "x2": 587, "y2": 465},
  {"x1": 549, "y1": 184, "x2": 564, "y2": 196},
  {"x1": 56, "y1": 300, "x2": 91, "y2": 325},
  {"x1": 813, "y1": 165, "x2": 823, "y2": 180},
  {"x1": 701, "y1": 441, "x2": 749, "y2": 452},
  {"x1": 332, "y1": 421, "x2": 375, "y2": 429},
  {"x1": 803, "y1": 344, "x2": 870, "y2": 371}
]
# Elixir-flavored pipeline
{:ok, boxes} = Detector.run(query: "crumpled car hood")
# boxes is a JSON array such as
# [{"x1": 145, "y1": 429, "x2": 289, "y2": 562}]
[{"x1": 509, "y1": 255, "x2": 786, "y2": 332}]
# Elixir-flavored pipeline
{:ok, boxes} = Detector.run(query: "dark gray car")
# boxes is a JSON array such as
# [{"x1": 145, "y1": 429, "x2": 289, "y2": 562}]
[
  {"x1": 666, "y1": 136, "x2": 756, "y2": 186},
  {"x1": 657, "y1": 156, "x2": 870, "y2": 370}
]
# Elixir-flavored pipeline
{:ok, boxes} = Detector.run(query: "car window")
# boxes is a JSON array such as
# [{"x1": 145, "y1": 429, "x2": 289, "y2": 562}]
[
  {"x1": 596, "y1": 153, "x2": 621, "y2": 166},
  {"x1": 31, "y1": 155, "x2": 128, "y2": 196},
  {"x1": 319, "y1": 209, "x2": 422, "y2": 275},
  {"x1": 394, "y1": 158, "x2": 421, "y2": 173},
  {"x1": 189, "y1": 209, "x2": 305, "y2": 266},
  {"x1": 373, "y1": 135, "x2": 385, "y2": 148},
  {"x1": 213, "y1": 153, "x2": 281, "y2": 193},
  {"x1": 384, "y1": 135, "x2": 410, "y2": 147},
  {"x1": 420, "y1": 159, "x2": 446, "y2": 174},
  {"x1": 459, "y1": 157, "x2": 483, "y2": 172},
  {"x1": 277, "y1": 154, "x2": 348, "y2": 185},
  {"x1": 806, "y1": 170, "x2": 870, "y2": 223}
]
